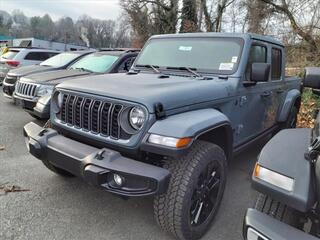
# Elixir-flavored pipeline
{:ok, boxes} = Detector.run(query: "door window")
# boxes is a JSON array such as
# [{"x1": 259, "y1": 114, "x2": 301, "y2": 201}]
[
  {"x1": 24, "y1": 52, "x2": 51, "y2": 61},
  {"x1": 271, "y1": 48, "x2": 282, "y2": 80}
]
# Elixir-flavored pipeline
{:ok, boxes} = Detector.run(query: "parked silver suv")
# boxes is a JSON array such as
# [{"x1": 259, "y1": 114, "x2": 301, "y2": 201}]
[{"x1": 0, "y1": 48, "x2": 60, "y2": 85}]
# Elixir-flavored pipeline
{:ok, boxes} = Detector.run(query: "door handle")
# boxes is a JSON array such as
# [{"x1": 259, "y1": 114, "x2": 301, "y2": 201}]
[
  {"x1": 276, "y1": 89, "x2": 284, "y2": 94},
  {"x1": 261, "y1": 91, "x2": 271, "y2": 97}
]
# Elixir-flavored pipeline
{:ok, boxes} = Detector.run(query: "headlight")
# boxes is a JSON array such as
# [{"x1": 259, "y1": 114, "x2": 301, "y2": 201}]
[
  {"x1": 52, "y1": 91, "x2": 62, "y2": 114},
  {"x1": 37, "y1": 85, "x2": 54, "y2": 97},
  {"x1": 129, "y1": 106, "x2": 146, "y2": 130},
  {"x1": 253, "y1": 164, "x2": 294, "y2": 192}
]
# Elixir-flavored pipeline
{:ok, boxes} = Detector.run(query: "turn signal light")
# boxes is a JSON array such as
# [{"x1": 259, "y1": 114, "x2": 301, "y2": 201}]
[
  {"x1": 253, "y1": 163, "x2": 294, "y2": 192},
  {"x1": 148, "y1": 134, "x2": 192, "y2": 148}
]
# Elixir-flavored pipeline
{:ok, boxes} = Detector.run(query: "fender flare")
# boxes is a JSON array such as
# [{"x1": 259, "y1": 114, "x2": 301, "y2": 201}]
[
  {"x1": 143, "y1": 108, "x2": 233, "y2": 159},
  {"x1": 277, "y1": 89, "x2": 301, "y2": 123}
]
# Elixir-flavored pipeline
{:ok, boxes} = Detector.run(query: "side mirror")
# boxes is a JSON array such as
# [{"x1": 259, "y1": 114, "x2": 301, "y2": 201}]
[
  {"x1": 304, "y1": 67, "x2": 320, "y2": 89},
  {"x1": 251, "y1": 63, "x2": 270, "y2": 82}
]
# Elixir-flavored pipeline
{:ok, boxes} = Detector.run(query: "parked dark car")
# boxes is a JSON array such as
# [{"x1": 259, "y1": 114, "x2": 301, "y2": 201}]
[
  {"x1": 2, "y1": 50, "x2": 94, "y2": 98},
  {"x1": 14, "y1": 49, "x2": 139, "y2": 119},
  {"x1": 243, "y1": 67, "x2": 320, "y2": 240},
  {"x1": 24, "y1": 33, "x2": 302, "y2": 240}
]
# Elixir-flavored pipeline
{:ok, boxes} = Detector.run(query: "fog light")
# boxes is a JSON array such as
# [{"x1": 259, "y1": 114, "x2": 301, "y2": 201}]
[{"x1": 113, "y1": 173, "x2": 125, "y2": 186}]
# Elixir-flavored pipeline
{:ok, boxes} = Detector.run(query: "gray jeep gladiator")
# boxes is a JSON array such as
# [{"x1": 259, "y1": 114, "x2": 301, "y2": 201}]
[{"x1": 23, "y1": 33, "x2": 301, "y2": 240}]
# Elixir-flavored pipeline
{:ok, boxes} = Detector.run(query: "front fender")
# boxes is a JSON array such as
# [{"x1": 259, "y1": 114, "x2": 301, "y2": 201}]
[
  {"x1": 141, "y1": 108, "x2": 232, "y2": 157},
  {"x1": 148, "y1": 108, "x2": 230, "y2": 138},
  {"x1": 277, "y1": 89, "x2": 301, "y2": 122}
]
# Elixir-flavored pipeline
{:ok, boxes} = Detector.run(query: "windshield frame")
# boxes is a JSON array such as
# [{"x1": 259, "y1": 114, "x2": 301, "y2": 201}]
[{"x1": 133, "y1": 36, "x2": 245, "y2": 75}]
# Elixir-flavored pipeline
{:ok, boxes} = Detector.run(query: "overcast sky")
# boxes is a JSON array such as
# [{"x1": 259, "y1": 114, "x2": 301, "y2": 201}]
[{"x1": 0, "y1": 0, "x2": 121, "y2": 21}]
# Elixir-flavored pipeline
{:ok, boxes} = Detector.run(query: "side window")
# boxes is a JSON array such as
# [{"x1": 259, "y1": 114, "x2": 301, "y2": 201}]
[
  {"x1": 271, "y1": 48, "x2": 282, "y2": 80},
  {"x1": 47, "y1": 52, "x2": 58, "y2": 58},
  {"x1": 246, "y1": 45, "x2": 267, "y2": 80},
  {"x1": 24, "y1": 52, "x2": 49, "y2": 61},
  {"x1": 117, "y1": 57, "x2": 136, "y2": 73}
]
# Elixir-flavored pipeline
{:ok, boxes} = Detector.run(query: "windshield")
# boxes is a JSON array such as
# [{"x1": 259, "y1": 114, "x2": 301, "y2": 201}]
[
  {"x1": 1, "y1": 50, "x2": 20, "y2": 60},
  {"x1": 40, "y1": 52, "x2": 82, "y2": 67},
  {"x1": 69, "y1": 53, "x2": 119, "y2": 73},
  {"x1": 135, "y1": 37, "x2": 243, "y2": 74}
]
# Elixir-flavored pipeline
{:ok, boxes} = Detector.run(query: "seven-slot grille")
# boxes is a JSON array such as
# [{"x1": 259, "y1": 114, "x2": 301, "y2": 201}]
[
  {"x1": 59, "y1": 93, "x2": 129, "y2": 140},
  {"x1": 4, "y1": 74, "x2": 18, "y2": 84},
  {"x1": 15, "y1": 82, "x2": 38, "y2": 97}
]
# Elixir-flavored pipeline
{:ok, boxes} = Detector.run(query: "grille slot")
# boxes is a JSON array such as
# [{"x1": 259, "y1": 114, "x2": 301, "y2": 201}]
[
  {"x1": 74, "y1": 97, "x2": 83, "y2": 128},
  {"x1": 58, "y1": 93, "x2": 130, "y2": 140},
  {"x1": 82, "y1": 99, "x2": 92, "y2": 130},
  {"x1": 90, "y1": 100, "x2": 102, "y2": 133},
  {"x1": 110, "y1": 104, "x2": 123, "y2": 139},
  {"x1": 15, "y1": 82, "x2": 38, "y2": 98},
  {"x1": 66, "y1": 95, "x2": 75, "y2": 125},
  {"x1": 101, "y1": 103, "x2": 112, "y2": 136}
]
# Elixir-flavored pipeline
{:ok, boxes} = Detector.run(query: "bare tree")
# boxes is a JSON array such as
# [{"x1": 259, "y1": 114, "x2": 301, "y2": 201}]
[
  {"x1": 201, "y1": 0, "x2": 236, "y2": 32},
  {"x1": 245, "y1": 0, "x2": 272, "y2": 34},
  {"x1": 260, "y1": 0, "x2": 319, "y2": 52},
  {"x1": 180, "y1": 0, "x2": 198, "y2": 32},
  {"x1": 120, "y1": 0, "x2": 179, "y2": 47}
]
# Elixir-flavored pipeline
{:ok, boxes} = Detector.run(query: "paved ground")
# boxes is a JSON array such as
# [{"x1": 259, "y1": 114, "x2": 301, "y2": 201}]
[{"x1": 0, "y1": 93, "x2": 262, "y2": 240}]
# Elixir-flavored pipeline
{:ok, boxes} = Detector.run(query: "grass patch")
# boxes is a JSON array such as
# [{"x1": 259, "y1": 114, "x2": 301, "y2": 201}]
[{"x1": 297, "y1": 88, "x2": 320, "y2": 128}]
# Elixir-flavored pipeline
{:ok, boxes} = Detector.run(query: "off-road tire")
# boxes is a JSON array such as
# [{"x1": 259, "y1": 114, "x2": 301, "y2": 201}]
[
  {"x1": 153, "y1": 141, "x2": 227, "y2": 240},
  {"x1": 254, "y1": 193, "x2": 302, "y2": 228},
  {"x1": 41, "y1": 159, "x2": 74, "y2": 177}
]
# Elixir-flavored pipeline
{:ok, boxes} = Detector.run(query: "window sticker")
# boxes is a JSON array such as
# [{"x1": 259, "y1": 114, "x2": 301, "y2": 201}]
[
  {"x1": 231, "y1": 56, "x2": 238, "y2": 63},
  {"x1": 219, "y1": 63, "x2": 234, "y2": 71},
  {"x1": 179, "y1": 46, "x2": 192, "y2": 51}
]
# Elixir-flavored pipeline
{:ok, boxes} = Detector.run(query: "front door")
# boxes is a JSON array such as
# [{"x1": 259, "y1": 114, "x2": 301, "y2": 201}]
[{"x1": 233, "y1": 43, "x2": 270, "y2": 146}]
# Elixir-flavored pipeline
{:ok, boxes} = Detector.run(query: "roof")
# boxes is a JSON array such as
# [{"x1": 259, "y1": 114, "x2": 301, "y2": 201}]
[
  {"x1": 95, "y1": 49, "x2": 140, "y2": 56},
  {"x1": 150, "y1": 32, "x2": 283, "y2": 47},
  {"x1": 8, "y1": 47, "x2": 61, "y2": 52},
  {"x1": 65, "y1": 50, "x2": 96, "y2": 54},
  {"x1": 99, "y1": 48, "x2": 140, "y2": 52}
]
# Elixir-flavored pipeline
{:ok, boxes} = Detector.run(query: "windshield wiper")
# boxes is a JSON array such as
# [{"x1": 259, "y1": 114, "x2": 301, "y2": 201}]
[
  {"x1": 135, "y1": 64, "x2": 160, "y2": 74},
  {"x1": 74, "y1": 67, "x2": 94, "y2": 73},
  {"x1": 166, "y1": 66, "x2": 202, "y2": 78}
]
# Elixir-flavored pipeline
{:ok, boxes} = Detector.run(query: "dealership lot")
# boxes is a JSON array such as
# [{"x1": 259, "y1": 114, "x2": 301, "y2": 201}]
[{"x1": 0, "y1": 94, "x2": 260, "y2": 240}]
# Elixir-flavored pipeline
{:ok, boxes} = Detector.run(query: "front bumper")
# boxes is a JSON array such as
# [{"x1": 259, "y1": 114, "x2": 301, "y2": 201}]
[
  {"x1": 23, "y1": 122, "x2": 170, "y2": 197},
  {"x1": 243, "y1": 208, "x2": 318, "y2": 240},
  {"x1": 13, "y1": 94, "x2": 50, "y2": 119}
]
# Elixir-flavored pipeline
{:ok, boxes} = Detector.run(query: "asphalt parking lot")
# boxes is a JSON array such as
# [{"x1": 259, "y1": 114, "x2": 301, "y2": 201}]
[{"x1": 0, "y1": 93, "x2": 260, "y2": 240}]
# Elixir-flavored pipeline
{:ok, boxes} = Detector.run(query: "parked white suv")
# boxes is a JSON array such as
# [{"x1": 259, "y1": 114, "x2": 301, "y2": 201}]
[{"x1": 0, "y1": 48, "x2": 60, "y2": 85}]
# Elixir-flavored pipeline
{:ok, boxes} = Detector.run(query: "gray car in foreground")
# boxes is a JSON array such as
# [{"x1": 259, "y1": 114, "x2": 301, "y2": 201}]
[
  {"x1": 24, "y1": 33, "x2": 301, "y2": 240},
  {"x1": 243, "y1": 68, "x2": 320, "y2": 240},
  {"x1": 2, "y1": 50, "x2": 94, "y2": 98}
]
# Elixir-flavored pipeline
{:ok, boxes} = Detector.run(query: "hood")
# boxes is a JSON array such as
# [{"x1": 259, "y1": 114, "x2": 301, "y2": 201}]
[
  {"x1": 57, "y1": 73, "x2": 232, "y2": 113},
  {"x1": 8, "y1": 65, "x2": 53, "y2": 77},
  {"x1": 21, "y1": 69, "x2": 91, "y2": 84}
]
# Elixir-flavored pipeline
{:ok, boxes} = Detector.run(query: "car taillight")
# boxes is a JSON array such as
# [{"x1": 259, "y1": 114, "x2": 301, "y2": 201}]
[{"x1": 6, "y1": 60, "x2": 20, "y2": 67}]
